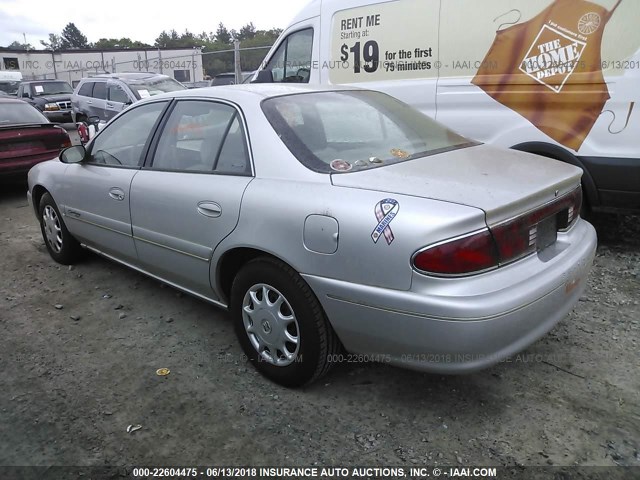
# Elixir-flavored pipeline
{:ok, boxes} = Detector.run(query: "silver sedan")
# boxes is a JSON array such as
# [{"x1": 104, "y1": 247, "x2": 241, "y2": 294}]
[{"x1": 27, "y1": 85, "x2": 597, "y2": 387}]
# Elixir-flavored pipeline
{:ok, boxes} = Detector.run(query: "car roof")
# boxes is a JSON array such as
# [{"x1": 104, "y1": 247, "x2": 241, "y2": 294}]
[
  {"x1": 22, "y1": 79, "x2": 68, "y2": 84},
  {"x1": 89, "y1": 73, "x2": 169, "y2": 81},
  {"x1": 147, "y1": 83, "x2": 362, "y2": 102}
]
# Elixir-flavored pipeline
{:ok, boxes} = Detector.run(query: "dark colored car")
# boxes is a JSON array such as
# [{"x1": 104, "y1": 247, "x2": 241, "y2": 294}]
[
  {"x1": 71, "y1": 73, "x2": 186, "y2": 123},
  {"x1": 16, "y1": 80, "x2": 74, "y2": 123},
  {"x1": 0, "y1": 98, "x2": 71, "y2": 178},
  {"x1": 209, "y1": 72, "x2": 254, "y2": 86}
]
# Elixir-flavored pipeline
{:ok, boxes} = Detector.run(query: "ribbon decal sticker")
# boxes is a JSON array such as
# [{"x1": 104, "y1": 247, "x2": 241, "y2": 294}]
[{"x1": 372, "y1": 199, "x2": 400, "y2": 245}]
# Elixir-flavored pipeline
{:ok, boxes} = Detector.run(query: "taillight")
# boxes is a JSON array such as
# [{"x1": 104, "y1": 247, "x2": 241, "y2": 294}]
[
  {"x1": 413, "y1": 187, "x2": 583, "y2": 276},
  {"x1": 412, "y1": 229, "x2": 500, "y2": 276}
]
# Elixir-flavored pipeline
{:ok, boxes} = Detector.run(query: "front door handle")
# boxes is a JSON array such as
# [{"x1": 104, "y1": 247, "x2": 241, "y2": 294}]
[
  {"x1": 197, "y1": 201, "x2": 222, "y2": 218},
  {"x1": 109, "y1": 187, "x2": 125, "y2": 201}
]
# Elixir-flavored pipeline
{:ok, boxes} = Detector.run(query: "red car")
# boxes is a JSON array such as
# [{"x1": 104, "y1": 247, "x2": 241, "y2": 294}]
[{"x1": 0, "y1": 97, "x2": 71, "y2": 178}]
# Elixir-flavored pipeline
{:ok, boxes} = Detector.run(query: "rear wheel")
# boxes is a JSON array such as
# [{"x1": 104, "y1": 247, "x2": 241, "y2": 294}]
[
  {"x1": 230, "y1": 257, "x2": 340, "y2": 387},
  {"x1": 39, "y1": 193, "x2": 82, "y2": 265}
]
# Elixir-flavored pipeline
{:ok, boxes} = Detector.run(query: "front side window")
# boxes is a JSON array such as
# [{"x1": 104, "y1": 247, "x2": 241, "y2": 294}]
[
  {"x1": 262, "y1": 91, "x2": 475, "y2": 174},
  {"x1": 151, "y1": 100, "x2": 250, "y2": 175},
  {"x1": 77, "y1": 82, "x2": 93, "y2": 97},
  {"x1": 264, "y1": 29, "x2": 313, "y2": 83},
  {"x1": 88, "y1": 102, "x2": 166, "y2": 167}
]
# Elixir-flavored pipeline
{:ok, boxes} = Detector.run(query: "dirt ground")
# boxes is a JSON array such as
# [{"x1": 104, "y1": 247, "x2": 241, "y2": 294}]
[{"x1": 0, "y1": 174, "x2": 638, "y2": 476}]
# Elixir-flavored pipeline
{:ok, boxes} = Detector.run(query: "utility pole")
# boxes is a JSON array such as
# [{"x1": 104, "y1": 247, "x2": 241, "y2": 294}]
[{"x1": 234, "y1": 39, "x2": 242, "y2": 84}]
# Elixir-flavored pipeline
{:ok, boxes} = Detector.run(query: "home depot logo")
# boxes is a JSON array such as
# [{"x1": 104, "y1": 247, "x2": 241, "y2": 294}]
[{"x1": 519, "y1": 24, "x2": 587, "y2": 93}]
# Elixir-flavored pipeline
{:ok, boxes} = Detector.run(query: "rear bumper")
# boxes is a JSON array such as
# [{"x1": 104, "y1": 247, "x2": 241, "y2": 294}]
[
  {"x1": 303, "y1": 219, "x2": 597, "y2": 374},
  {"x1": 0, "y1": 154, "x2": 59, "y2": 176}
]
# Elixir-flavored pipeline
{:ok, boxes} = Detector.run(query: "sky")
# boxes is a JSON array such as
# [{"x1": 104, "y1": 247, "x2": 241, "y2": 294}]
[{"x1": 0, "y1": 0, "x2": 304, "y2": 47}]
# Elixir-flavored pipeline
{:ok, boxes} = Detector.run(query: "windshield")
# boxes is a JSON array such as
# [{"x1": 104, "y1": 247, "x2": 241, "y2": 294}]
[
  {"x1": 129, "y1": 77, "x2": 186, "y2": 99},
  {"x1": 0, "y1": 102, "x2": 48, "y2": 125},
  {"x1": 31, "y1": 81, "x2": 73, "y2": 96},
  {"x1": 261, "y1": 91, "x2": 476, "y2": 174},
  {"x1": 0, "y1": 81, "x2": 20, "y2": 95}
]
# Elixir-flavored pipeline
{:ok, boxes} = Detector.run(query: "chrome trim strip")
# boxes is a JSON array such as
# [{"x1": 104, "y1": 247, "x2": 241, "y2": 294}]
[
  {"x1": 82, "y1": 244, "x2": 227, "y2": 309},
  {"x1": 64, "y1": 214, "x2": 132, "y2": 238},
  {"x1": 133, "y1": 235, "x2": 211, "y2": 263}
]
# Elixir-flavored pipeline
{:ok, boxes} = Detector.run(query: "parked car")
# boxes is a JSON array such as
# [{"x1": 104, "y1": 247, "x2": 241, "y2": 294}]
[
  {"x1": 28, "y1": 85, "x2": 596, "y2": 387},
  {"x1": 209, "y1": 72, "x2": 254, "y2": 86},
  {"x1": 0, "y1": 70, "x2": 21, "y2": 96},
  {"x1": 0, "y1": 97, "x2": 71, "y2": 178},
  {"x1": 16, "y1": 80, "x2": 74, "y2": 123},
  {"x1": 71, "y1": 73, "x2": 186, "y2": 123}
]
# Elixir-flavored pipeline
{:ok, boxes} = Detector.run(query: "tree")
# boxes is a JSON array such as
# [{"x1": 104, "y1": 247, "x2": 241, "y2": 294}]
[
  {"x1": 7, "y1": 40, "x2": 33, "y2": 50},
  {"x1": 40, "y1": 33, "x2": 63, "y2": 50},
  {"x1": 154, "y1": 30, "x2": 172, "y2": 48},
  {"x1": 94, "y1": 37, "x2": 151, "y2": 49},
  {"x1": 60, "y1": 23, "x2": 89, "y2": 49},
  {"x1": 237, "y1": 23, "x2": 257, "y2": 41},
  {"x1": 215, "y1": 23, "x2": 232, "y2": 44}
]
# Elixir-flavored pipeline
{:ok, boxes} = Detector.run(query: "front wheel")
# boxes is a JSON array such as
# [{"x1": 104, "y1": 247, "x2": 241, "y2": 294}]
[
  {"x1": 39, "y1": 192, "x2": 82, "y2": 265},
  {"x1": 230, "y1": 257, "x2": 340, "y2": 387}
]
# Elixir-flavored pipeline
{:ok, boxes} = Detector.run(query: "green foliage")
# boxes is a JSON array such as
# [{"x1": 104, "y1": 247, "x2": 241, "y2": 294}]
[
  {"x1": 60, "y1": 23, "x2": 89, "y2": 49},
  {"x1": 94, "y1": 38, "x2": 151, "y2": 49},
  {"x1": 40, "y1": 34, "x2": 63, "y2": 50},
  {"x1": 7, "y1": 40, "x2": 33, "y2": 50}
]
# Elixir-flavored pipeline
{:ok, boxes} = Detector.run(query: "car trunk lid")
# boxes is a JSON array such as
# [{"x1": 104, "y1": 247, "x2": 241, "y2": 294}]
[
  {"x1": 330, "y1": 144, "x2": 582, "y2": 225},
  {"x1": 0, "y1": 124, "x2": 70, "y2": 161}
]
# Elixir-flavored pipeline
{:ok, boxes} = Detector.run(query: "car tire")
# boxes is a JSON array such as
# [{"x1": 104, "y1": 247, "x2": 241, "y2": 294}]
[
  {"x1": 39, "y1": 193, "x2": 82, "y2": 265},
  {"x1": 230, "y1": 257, "x2": 340, "y2": 387}
]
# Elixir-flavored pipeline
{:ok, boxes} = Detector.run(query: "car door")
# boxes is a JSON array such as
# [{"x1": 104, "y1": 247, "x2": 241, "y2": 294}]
[
  {"x1": 61, "y1": 101, "x2": 169, "y2": 263},
  {"x1": 130, "y1": 99, "x2": 253, "y2": 300},
  {"x1": 105, "y1": 81, "x2": 131, "y2": 122}
]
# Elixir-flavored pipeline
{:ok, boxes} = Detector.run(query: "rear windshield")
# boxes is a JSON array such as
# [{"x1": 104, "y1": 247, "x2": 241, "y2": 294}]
[
  {"x1": 261, "y1": 91, "x2": 475, "y2": 174},
  {"x1": 128, "y1": 77, "x2": 186, "y2": 99},
  {"x1": 30, "y1": 81, "x2": 73, "y2": 96},
  {"x1": 0, "y1": 102, "x2": 48, "y2": 124},
  {"x1": 0, "y1": 81, "x2": 20, "y2": 95}
]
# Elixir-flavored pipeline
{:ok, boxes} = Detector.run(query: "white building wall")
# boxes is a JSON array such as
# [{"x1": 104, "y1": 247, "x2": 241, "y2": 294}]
[{"x1": 0, "y1": 48, "x2": 204, "y2": 86}]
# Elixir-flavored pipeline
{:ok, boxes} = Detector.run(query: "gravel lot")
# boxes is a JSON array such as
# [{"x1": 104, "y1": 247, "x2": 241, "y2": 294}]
[{"x1": 0, "y1": 170, "x2": 638, "y2": 476}]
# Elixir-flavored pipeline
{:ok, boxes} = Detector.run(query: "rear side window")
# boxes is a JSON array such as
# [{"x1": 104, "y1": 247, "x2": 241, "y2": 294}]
[
  {"x1": 92, "y1": 82, "x2": 107, "y2": 100},
  {"x1": 151, "y1": 100, "x2": 250, "y2": 175},
  {"x1": 108, "y1": 83, "x2": 129, "y2": 103},
  {"x1": 264, "y1": 29, "x2": 313, "y2": 83},
  {"x1": 78, "y1": 82, "x2": 93, "y2": 97}
]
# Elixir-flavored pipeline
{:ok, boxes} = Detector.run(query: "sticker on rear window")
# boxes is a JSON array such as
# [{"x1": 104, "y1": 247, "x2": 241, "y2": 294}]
[
  {"x1": 138, "y1": 89, "x2": 150, "y2": 98},
  {"x1": 34, "y1": 85, "x2": 44, "y2": 93}
]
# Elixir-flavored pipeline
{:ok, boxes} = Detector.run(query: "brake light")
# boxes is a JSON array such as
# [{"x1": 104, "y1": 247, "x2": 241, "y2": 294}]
[
  {"x1": 412, "y1": 229, "x2": 499, "y2": 276},
  {"x1": 413, "y1": 187, "x2": 582, "y2": 276}
]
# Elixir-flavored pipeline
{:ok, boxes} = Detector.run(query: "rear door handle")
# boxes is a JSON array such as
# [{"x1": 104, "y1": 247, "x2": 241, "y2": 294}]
[
  {"x1": 106, "y1": 103, "x2": 114, "y2": 108},
  {"x1": 197, "y1": 201, "x2": 222, "y2": 218},
  {"x1": 109, "y1": 187, "x2": 125, "y2": 201}
]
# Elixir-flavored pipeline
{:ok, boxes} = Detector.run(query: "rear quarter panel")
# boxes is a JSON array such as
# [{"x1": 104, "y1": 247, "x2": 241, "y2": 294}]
[{"x1": 212, "y1": 177, "x2": 486, "y2": 294}]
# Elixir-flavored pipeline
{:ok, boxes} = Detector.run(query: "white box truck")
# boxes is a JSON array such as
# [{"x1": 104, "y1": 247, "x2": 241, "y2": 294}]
[{"x1": 254, "y1": 0, "x2": 640, "y2": 214}]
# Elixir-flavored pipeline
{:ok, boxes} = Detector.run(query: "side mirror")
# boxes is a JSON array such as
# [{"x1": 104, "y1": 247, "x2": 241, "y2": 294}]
[
  {"x1": 252, "y1": 69, "x2": 274, "y2": 84},
  {"x1": 60, "y1": 145, "x2": 87, "y2": 164},
  {"x1": 88, "y1": 115, "x2": 101, "y2": 127}
]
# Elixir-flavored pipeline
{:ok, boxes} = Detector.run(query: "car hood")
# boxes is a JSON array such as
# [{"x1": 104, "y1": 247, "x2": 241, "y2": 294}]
[
  {"x1": 330, "y1": 144, "x2": 583, "y2": 225},
  {"x1": 36, "y1": 94, "x2": 72, "y2": 103}
]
